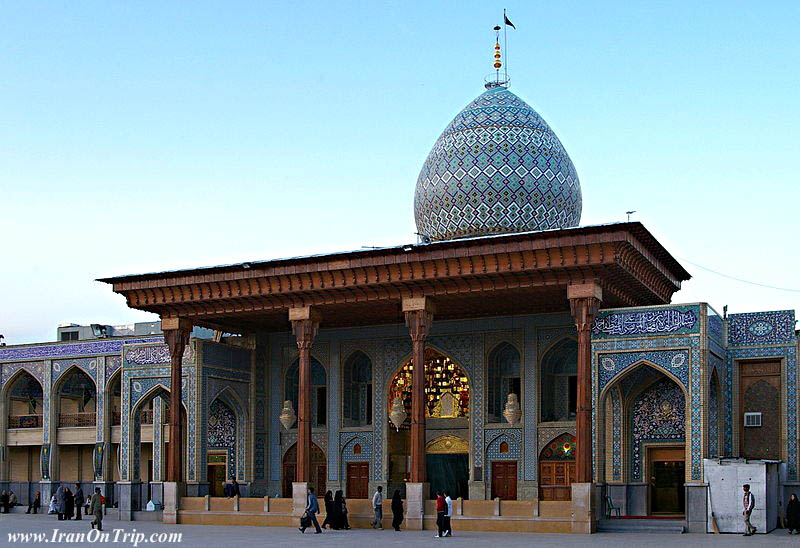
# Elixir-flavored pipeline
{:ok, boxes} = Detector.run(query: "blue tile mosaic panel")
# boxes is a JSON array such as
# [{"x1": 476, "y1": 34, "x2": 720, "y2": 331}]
[
  {"x1": 728, "y1": 311, "x2": 796, "y2": 346},
  {"x1": 593, "y1": 306, "x2": 700, "y2": 340}
]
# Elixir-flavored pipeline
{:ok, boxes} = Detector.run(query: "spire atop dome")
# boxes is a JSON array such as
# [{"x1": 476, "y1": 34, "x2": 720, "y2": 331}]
[{"x1": 486, "y1": 25, "x2": 509, "y2": 90}]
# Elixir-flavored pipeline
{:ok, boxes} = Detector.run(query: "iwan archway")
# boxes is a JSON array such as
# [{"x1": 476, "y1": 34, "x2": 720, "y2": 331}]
[
  {"x1": 386, "y1": 348, "x2": 471, "y2": 499},
  {"x1": 598, "y1": 362, "x2": 688, "y2": 517}
]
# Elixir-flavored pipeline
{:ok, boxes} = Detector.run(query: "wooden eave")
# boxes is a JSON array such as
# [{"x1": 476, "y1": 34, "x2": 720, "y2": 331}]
[{"x1": 98, "y1": 222, "x2": 690, "y2": 332}]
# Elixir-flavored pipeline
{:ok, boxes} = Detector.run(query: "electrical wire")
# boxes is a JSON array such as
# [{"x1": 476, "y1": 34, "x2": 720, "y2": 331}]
[{"x1": 677, "y1": 257, "x2": 800, "y2": 293}]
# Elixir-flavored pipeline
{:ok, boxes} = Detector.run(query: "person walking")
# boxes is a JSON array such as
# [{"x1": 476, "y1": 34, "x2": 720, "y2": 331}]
[
  {"x1": 321, "y1": 491, "x2": 334, "y2": 529},
  {"x1": 434, "y1": 491, "x2": 446, "y2": 538},
  {"x1": 341, "y1": 491, "x2": 352, "y2": 530},
  {"x1": 299, "y1": 487, "x2": 322, "y2": 534},
  {"x1": 786, "y1": 493, "x2": 800, "y2": 534},
  {"x1": 55, "y1": 486, "x2": 66, "y2": 520},
  {"x1": 443, "y1": 491, "x2": 453, "y2": 537},
  {"x1": 391, "y1": 489, "x2": 403, "y2": 531},
  {"x1": 1, "y1": 490, "x2": 9, "y2": 513},
  {"x1": 90, "y1": 488, "x2": 103, "y2": 531},
  {"x1": 333, "y1": 490, "x2": 351, "y2": 530},
  {"x1": 73, "y1": 484, "x2": 84, "y2": 520},
  {"x1": 232, "y1": 479, "x2": 240, "y2": 498},
  {"x1": 742, "y1": 484, "x2": 757, "y2": 536},
  {"x1": 26, "y1": 492, "x2": 41, "y2": 514},
  {"x1": 370, "y1": 486, "x2": 384, "y2": 530}
]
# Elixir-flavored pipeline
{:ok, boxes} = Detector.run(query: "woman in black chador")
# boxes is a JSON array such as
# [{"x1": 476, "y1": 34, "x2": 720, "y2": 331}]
[
  {"x1": 787, "y1": 493, "x2": 800, "y2": 534},
  {"x1": 391, "y1": 489, "x2": 404, "y2": 531},
  {"x1": 321, "y1": 491, "x2": 334, "y2": 529},
  {"x1": 333, "y1": 490, "x2": 351, "y2": 530},
  {"x1": 64, "y1": 488, "x2": 74, "y2": 520}
]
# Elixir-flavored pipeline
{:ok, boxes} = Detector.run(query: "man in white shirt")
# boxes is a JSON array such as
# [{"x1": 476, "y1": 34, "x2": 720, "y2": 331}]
[
  {"x1": 742, "y1": 484, "x2": 756, "y2": 536},
  {"x1": 443, "y1": 491, "x2": 453, "y2": 537},
  {"x1": 371, "y1": 486, "x2": 384, "y2": 530}
]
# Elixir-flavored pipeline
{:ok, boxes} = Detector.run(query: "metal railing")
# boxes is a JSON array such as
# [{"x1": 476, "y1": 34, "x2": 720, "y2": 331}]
[
  {"x1": 8, "y1": 414, "x2": 43, "y2": 428},
  {"x1": 59, "y1": 412, "x2": 96, "y2": 427},
  {"x1": 141, "y1": 409, "x2": 154, "y2": 424}
]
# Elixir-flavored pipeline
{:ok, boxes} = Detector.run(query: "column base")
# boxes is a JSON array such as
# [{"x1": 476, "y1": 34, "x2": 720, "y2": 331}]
[
  {"x1": 184, "y1": 482, "x2": 209, "y2": 497},
  {"x1": 468, "y1": 480, "x2": 485, "y2": 500},
  {"x1": 38, "y1": 481, "x2": 59, "y2": 505},
  {"x1": 118, "y1": 481, "x2": 142, "y2": 522},
  {"x1": 162, "y1": 482, "x2": 184, "y2": 524},
  {"x1": 291, "y1": 482, "x2": 309, "y2": 516},
  {"x1": 685, "y1": 483, "x2": 708, "y2": 533},
  {"x1": 570, "y1": 482, "x2": 597, "y2": 533},
  {"x1": 405, "y1": 482, "x2": 429, "y2": 530}
]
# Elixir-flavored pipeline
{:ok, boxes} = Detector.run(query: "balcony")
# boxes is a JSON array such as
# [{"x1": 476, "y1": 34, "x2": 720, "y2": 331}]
[
  {"x1": 8, "y1": 414, "x2": 43, "y2": 428},
  {"x1": 59, "y1": 412, "x2": 96, "y2": 427}
]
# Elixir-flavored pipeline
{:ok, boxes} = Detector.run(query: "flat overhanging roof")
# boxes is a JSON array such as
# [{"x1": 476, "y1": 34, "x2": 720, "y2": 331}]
[{"x1": 98, "y1": 222, "x2": 690, "y2": 333}]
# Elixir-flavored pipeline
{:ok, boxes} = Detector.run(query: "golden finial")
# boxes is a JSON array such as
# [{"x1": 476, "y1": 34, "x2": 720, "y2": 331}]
[{"x1": 493, "y1": 25, "x2": 502, "y2": 70}]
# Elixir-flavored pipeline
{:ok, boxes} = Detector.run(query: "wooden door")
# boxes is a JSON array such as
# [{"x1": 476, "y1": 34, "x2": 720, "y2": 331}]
[
  {"x1": 539, "y1": 461, "x2": 575, "y2": 501},
  {"x1": 283, "y1": 464, "x2": 296, "y2": 497},
  {"x1": 208, "y1": 464, "x2": 224, "y2": 497},
  {"x1": 491, "y1": 461, "x2": 517, "y2": 500},
  {"x1": 346, "y1": 462, "x2": 369, "y2": 498},
  {"x1": 314, "y1": 464, "x2": 327, "y2": 499}
]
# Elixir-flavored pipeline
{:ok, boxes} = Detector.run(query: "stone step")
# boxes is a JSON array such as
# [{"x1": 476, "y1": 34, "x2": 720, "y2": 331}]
[{"x1": 597, "y1": 518, "x2": 686, "y2": 534}]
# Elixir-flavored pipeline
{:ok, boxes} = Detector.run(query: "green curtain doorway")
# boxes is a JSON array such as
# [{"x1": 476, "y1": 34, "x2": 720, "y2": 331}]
[{"x1": 426, "y1": 454, "x2": 469, "y2": 500}]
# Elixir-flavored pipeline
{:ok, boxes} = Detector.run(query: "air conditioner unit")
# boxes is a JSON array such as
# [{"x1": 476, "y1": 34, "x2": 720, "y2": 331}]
[{"x1": 744, "y1": 412, "x2": 762, "y2": 427}]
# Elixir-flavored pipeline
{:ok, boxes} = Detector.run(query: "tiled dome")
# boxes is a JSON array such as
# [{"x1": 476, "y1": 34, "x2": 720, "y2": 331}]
[{"x1": 414, "y1": 86, "x2": 582, "y2": 241}]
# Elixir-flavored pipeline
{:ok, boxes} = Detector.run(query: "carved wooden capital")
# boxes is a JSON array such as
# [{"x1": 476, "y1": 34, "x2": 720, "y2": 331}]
[
  {"x1": 404, "y1": 308, "x2": 434, "y2": 343},
  {"x1": 162, "y1": 322, "x2": 191, "y2": 363},
  {"x1": 569, "y1": 296, "x2": 601, "y2": 333},
  {"x1": 291, "y1": 309, "x2": 320, "y2": 351}
]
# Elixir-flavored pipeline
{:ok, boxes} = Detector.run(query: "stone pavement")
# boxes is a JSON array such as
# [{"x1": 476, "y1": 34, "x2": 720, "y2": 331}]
[{"x1": 0, "y1": 513, "x2": 796, "y2": 547}]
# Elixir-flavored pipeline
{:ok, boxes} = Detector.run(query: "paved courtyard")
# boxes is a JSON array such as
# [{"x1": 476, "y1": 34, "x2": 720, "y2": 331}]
[{"x1": 0, "y1": 513, "x2": 797, "y2": 547}]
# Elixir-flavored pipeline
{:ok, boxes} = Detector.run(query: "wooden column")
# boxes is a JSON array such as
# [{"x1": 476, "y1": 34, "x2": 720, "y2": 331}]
[
  {"x1": 568, "y1": 283, "x2": 602, "y2": 484},
  {"x1": 402, "y1": 297, "x2": 435, "y2": 484},
  {"x1": 290, "y1": 306, "x2": 321, "y2": 484},
  {"x1": 162, "y1": 318, "x2": 191, "y2": 483}
]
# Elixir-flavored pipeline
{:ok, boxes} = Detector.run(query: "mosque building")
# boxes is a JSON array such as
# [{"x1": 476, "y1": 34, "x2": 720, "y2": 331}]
[{"x1": 0, "y1": 40, "x2": 797, "y2": 534}]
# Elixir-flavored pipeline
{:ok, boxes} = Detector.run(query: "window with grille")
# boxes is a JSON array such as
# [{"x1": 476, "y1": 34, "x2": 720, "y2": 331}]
[{"x1": 744, "y1": 412, "x2": 762, "y2": 427}]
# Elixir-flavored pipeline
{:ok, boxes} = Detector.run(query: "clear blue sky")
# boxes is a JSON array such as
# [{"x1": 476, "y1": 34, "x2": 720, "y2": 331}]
[{"x1": 1, "y1": 1, "x2": 798, "y2": 344}]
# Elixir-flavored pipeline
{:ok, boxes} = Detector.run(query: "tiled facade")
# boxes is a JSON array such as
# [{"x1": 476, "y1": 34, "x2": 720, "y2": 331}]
[{"x1": 1, "y1": 305, "x2": 797, "y2": 520}]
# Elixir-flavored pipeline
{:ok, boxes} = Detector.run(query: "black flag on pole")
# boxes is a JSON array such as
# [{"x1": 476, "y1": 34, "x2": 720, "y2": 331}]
[{"x1": 504, "y1": 14, "x2": 516, "y2": 29}]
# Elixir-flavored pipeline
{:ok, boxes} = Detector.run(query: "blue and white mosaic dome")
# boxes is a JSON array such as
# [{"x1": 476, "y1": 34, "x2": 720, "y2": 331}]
[{"x1": 414, "y1": 86, "x2": 582, "y2": 241}]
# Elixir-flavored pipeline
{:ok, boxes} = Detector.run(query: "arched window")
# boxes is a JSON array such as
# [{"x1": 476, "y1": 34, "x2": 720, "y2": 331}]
[
  {"x1": 487, "y1": 343, "x2": 521, "y2": 423},
  {"x1": 343, "y1": 352, "x2": 372, "y2": 427},
  {"x1": 541, "y1": 339, "x2": 578, "y2": 422},
  {"x1": 285, "y1": 357, "x2": 327, "y2": 427}
]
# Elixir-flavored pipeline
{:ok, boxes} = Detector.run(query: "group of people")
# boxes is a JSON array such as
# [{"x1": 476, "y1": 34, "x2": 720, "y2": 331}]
[
  {"x1": 223, "y1": 479, "x2": 241, "y2": 498},
  {"x1": 320, "y1": 490, "x2": 352, "y2": 530},
  {"x1": 434, "y1": 491, "x2": 453, "y2": 538},
  {"x1": 1, "y1": 490, "x2": 19, "y2": 513},
  {"x1": 299, "y1": 485, "x2": 433, "y2": 535},
  {"x1": 49, "y1": 483, "x2": 85, "y2": 520}
]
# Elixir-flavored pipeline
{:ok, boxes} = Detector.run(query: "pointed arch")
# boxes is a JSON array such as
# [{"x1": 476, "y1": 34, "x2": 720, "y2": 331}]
[
  {"x1": 486, "y1": 342, "x2": 521, "y2": 423},
  {"x1": 208, "y1": 386, "x2": 247, "y2": 481},
  {"x1": 387, "y1": 346, "x2": 471, "y2": 420},
  {"x1": 540, "y1": 337, "x2": 578, "y2": 422},
  {"x1": 3, "y1": 368, "x2": 44, "y2": 428},
  {"x1": 596, "y1": 360, "x2": 688, "y2": 484},
  {"x1": 342, "y1": 350, "x2": 372, "y2": 427},
  {"x1": 285, "y1": 356, "x2": 327, "y2": 427}
]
